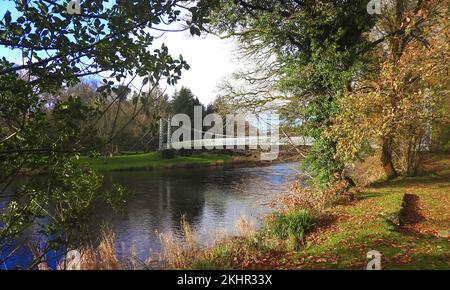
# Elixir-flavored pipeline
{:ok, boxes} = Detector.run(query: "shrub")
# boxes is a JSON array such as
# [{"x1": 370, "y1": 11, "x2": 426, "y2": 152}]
[
  {"x1": 268, "y1": 210, "x2": 316, "y2": 249},
  {"x1": 276, "y1": 181, "x2": 327, "y2": 212},
  {"x1": 275, "y1": 180, "x2": 354, "y2": 213}
]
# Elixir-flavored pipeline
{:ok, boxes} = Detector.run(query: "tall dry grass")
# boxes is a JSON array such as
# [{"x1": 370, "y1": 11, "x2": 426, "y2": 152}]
[
  {"x1": 81, "y1": 228, "x2": 123, "y2": 269},
  {"x1": 31, "y1": 215, "x2": 256, "y2": 270},
  {"x1": 158, "y1": 215, "x2": 202, "y2": 269},
  {"x1": 158, "y1": 214, "x2": 260, "y2": 269},
  {"x1": 235, "y1": 215, "x2": 255, "y2": 237},
  {"x1": 57, "y1": 228, "x2": 151, "y2": 270}
]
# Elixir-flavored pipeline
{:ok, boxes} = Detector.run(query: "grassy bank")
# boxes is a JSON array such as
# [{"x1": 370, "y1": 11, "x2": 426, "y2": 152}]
[
  {"x1": 77, "y1": 152, "x2": 261, "y2": 171},
  {"x1": 185, "y1": 154, "x2": 450, "y2": 270}
]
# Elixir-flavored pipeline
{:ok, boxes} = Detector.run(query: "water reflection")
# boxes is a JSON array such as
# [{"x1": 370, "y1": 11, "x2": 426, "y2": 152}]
[
  {"x1": 96, "y1": 163, "x2": 302, "y2": 260},
  {"x1": 1, "y1": 162, "x2": 302, "y2": 268}
]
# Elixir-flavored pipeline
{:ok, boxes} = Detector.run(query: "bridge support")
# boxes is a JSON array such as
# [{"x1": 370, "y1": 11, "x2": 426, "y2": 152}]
[
  {"x1": 159, "y1": 117, "x2": 175, "y2": 159},
  {"x1": 159, "y1": 118, "x2": 164, "y2": 151}
]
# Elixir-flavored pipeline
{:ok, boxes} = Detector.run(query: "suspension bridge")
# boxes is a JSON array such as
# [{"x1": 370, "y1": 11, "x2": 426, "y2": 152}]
[{"x1": 157, "y1": 118, "x2": 314, "y2": 151}]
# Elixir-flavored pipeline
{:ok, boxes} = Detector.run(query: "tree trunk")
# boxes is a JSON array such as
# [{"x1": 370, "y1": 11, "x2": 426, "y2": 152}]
[{"x1": 381, "y1": 137, "x2": 397, "y2": 179}]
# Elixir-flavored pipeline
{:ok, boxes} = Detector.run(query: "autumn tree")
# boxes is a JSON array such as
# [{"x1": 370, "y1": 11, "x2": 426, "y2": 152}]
[
  {"x1": 203, "y1": 0, "x2": 377, "y2": 186},
  {"x1": 331, "y1": 0, "x2": 449, "y2": 177}
]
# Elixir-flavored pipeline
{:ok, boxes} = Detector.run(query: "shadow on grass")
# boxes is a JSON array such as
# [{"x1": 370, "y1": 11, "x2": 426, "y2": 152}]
[
  {"x1": 355, "y1": 191, "x2": 392, "y2": 201},
  {"x1": 400, "y1": 194, "x2": 426, "y2": 225},
  {"x1": 311, "y1": 213, "x2": 340, "y2": 231},
  {"x1": 368, "y1": 173, "x2": 450, "y2": 191},
  {"x1": 298, "y1": 229, "x2": 449, "y2": 269}
]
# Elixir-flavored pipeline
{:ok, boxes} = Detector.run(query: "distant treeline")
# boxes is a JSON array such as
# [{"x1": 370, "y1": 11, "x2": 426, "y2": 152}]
[{"x1": 58, "y1": 81, "x2": 220, "y2": 154}]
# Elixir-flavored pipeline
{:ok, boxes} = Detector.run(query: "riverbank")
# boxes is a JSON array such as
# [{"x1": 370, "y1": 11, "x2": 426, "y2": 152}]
[
  {"x1": 184, "y1": 154, "x2": 450, "y2": 270},
  {"x1": 77, "y1": 152, "x2": 270, "y2": 171}
]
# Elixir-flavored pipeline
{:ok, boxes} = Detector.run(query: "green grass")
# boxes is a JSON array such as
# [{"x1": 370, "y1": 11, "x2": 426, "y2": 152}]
[
  {"x1": 187, "y1": 154, "x2": 450, "y2": 270},
  {"x1": 267, "y1": 210, "x2": 315, "y2": 250},
  {"x1": 294, "y1": 180, "x2": 449, "y2": 269},
  {"x1": 298, "y1": 163, "x2": 449, "y2": 269},
  {"x1": 190, "y1": 244, "x2": 235, "y2": 270},
  {"x1": 77, "y1": 152, "x2": 234, "y2": 171}
]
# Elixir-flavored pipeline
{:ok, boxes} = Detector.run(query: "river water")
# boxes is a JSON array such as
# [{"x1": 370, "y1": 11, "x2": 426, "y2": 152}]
[{"x1": 1, "y1": 162, "x2": 302, "y2": 269}]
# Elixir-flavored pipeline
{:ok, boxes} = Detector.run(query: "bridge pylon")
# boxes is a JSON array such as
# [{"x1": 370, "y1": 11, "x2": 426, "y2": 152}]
[{"x1": 158, "y1": 117, "x2": 171, "y2": 151}]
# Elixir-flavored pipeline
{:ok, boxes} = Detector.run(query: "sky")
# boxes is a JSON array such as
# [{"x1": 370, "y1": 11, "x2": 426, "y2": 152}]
[
  {"x1": 0, "y1": 1, "x2": 21, "y2": 61},
  {"x1": 0, "y1": 1, "x2": 239, "y2": 106},
  {"x1": 153, "y1": 32, "x2": 238, "y2": 105}
]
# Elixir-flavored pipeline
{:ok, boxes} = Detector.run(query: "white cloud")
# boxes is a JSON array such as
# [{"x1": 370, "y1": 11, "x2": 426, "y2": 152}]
[{"x1": 153, "y1": 32, "x2": 238, "y2": 105}]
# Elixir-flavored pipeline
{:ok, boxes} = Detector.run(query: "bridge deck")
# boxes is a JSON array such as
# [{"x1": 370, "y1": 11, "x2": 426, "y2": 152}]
[{"x1": 162, "y1": 136, "x2": 314, "y2": 150}]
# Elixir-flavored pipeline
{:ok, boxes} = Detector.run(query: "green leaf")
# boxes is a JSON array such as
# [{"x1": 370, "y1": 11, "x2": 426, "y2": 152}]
[{"x1": 4, "y1": 11, "x2": 11, "y2": 25}]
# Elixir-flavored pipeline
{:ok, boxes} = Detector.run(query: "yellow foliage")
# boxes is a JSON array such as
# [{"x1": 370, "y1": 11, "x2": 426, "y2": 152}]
[{"x1": 330, "y1": 1, "x2": 449, "y2": 171}]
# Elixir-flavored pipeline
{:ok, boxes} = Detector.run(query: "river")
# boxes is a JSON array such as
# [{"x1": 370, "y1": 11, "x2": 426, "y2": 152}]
[{"x1": 1, "y1": 162, "x2": 303, "y2": 269}]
